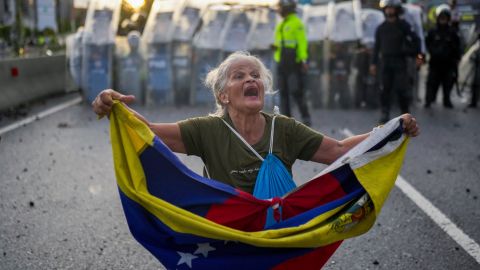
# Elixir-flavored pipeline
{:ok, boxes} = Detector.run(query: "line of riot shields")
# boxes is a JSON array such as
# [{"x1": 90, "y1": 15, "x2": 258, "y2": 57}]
[
  {"x1": 66, "y1": 0, "x2": 278, "y2": 109},
  {"x1": 66, "y1": 0, "x2": 425, "y2": 110}
]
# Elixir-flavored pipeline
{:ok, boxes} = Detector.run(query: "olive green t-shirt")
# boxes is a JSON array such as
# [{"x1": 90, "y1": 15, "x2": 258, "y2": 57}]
[{"x1": 178, "y1": 112, "x2": 323, "y2": 194}]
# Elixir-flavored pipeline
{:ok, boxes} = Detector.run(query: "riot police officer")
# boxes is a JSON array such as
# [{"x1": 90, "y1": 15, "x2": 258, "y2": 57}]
[
  {"x1": 370, "y1": 0, "x2": 420, "y2": 123},
  {"x1": 273, "y1": 0, "x2": 311, "y2": 126},
  {"x1": 424, "y1": 4, "x2": 461, "y2": 109}
]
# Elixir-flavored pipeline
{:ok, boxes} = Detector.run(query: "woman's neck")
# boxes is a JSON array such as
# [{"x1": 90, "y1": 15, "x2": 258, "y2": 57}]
[{"x1": 227, "y1": 111, "x2": 266, "y2": 145}]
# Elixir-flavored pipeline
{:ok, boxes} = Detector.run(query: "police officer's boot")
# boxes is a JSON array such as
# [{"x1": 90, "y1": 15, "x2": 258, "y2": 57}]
[{"x1": 444, "y1": 100, "x2": 454, "y2": 109}]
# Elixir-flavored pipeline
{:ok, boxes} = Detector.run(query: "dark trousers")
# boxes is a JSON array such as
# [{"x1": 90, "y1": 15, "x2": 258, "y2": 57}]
[
  {"x1": 380, "y1": 58, "x2": 411, "y2": 118},
  {"x1": 471, "y1": 66, "x2": 480, "y2": 106},
  {"x1": 425, "y1": 66, "x2": 455, "y2": 106},
  {"x1": 472, "y1": 84, "x2": 479, "y2": 106},
  {"x1": 277, "y1": 64, "x2": 310, "y2": 120}
]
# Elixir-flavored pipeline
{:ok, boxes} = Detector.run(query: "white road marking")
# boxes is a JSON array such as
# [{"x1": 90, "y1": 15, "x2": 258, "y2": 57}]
[
  {"x1": 0, "y1": 96, "x2": 83, "y2": 136},
  {"x1": 342, "y1": 128, "x2": 480, "y2": 264}
]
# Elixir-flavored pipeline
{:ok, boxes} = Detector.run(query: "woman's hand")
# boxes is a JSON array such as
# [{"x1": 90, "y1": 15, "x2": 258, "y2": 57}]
[
  {"x1": 400, "y1": 114, "x2": 420, "y2": 137},
  {"x1": 91, "y1": 89, "x2": 135, "y2": 118}
]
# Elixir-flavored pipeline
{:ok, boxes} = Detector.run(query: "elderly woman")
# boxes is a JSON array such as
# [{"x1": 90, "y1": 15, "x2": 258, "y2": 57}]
[{"x1": 92, "y1": 51, "x2": 419, "y2": 195}]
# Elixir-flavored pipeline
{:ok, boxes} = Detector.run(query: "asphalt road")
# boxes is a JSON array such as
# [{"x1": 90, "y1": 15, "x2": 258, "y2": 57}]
[{"x1": 0, "y1": 93, "x2": 479, "y2": 270}]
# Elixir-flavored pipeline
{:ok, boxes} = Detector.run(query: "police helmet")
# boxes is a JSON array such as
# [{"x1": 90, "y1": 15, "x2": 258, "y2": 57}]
[
  {"x1": 435, "y1": 4, "x2": 451, "y2": 19},
  {"x1": 278, "y1": 0, "x2": 297, "y2": 8},
  {"x1": 379, "y1": 0, "x2": 403, "y2": 15},
  {"x1": 277, "y1": 0, "x2": 297, "y2": 15},
  {"x1": 379, "y1": 0, "x2": 402, "y2": 9}
]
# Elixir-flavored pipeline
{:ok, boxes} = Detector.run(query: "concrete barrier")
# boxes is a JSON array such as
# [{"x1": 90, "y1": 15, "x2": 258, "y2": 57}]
[{"x1": 0, "y1": 55, "x2": 67, "y2": 111}]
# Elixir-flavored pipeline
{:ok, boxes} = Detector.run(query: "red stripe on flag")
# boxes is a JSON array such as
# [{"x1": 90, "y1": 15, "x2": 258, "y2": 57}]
[
  {"x1": 282, "y1": 173, "x2": 347, "y2": 219},
  {"x1": 273, "y1": 241, "x2": 343, "y2": 270},
  {"x1": 205, "y1": 190, "x2": 269, "y2": 231}
]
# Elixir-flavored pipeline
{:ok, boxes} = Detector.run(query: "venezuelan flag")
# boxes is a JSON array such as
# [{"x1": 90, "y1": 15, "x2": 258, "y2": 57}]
[{"x1": 109, "y1": 102, "x2": 409, "y2": 269}]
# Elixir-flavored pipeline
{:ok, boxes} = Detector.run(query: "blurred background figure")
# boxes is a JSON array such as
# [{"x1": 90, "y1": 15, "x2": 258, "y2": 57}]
[
  {"x1": 273, "y1": 0, "x2": 311, "y2": 126},
  {"x1": 323, "y1": 0, "x2": 362, "y2": 110},
  {"x1": 248, "y1": 6, "x2": 279, "y2": 112},
  {"x1": 142, "y1": 0, "x2": 175, "y2": 106},
  {"x1": 67, "y1": 26, "x2": 85, "y2": 90},
  {"x1": 170, "y1": 1, "x2": 203, "y2": 106},
  {"x1": 81, "y1": 0, "x2": 121, "y2": 103},
  {"x1": 401, "y1": 2, "x2": 427, "y2": 105},
  {"x1": 190, "y1": 4, "x2": 230, "y2": 105},
  {"x1": 370, "y1": 0, "x2": 420, "y2": 123},
  {"x1": 354, "y1": 8, "x2": 384, "y2": 109},
  {"x1": 116, "y1": 30, "x2": 144, "y2": 103},
  {"x1": 424, "y1": 4, "x2": 461, "y2": 109},
  {"x1": 302, "y1": 4, "x2": 328, "y2": 109},
  {"x1": 448, "y1": 0, "x2": 461, "y2": 32},
  {"x1": 328, "y1": 41, "x2": 352, "y2": 108}
]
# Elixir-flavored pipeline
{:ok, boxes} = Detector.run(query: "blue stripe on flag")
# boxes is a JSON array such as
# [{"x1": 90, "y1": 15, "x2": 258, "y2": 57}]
[
  {"x1": 118, "y1": 189, "x2": 317, "y2": 270},
  {"x1": 330, "y1": 164, "x2": 363, "y2": 194},
  {"x1": 140, "y1": 137, "x2": 242, "y2": 217}
]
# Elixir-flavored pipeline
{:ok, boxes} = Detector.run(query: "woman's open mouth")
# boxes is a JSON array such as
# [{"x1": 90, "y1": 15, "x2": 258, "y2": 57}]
[{"x1": 244, "y1": 86, "x2": 259, "y2": 97}]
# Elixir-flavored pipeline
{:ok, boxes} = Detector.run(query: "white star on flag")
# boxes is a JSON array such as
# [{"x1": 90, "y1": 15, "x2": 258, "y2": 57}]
[
  {"x1": 194, "y1": 243, "x2": 216, "y2": 257},
  {"x1": 177, "y1": 252, "x2": 198, "y2": 268}
]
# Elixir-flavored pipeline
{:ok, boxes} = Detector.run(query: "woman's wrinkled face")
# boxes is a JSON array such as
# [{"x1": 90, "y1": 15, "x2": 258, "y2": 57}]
[{"x1": 222, "y1": 58, "x2": 265, "y2": 114}]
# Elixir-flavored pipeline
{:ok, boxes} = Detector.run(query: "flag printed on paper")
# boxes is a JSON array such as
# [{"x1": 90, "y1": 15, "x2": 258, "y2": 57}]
[{"x1": 109, "y1": 102, "x2": 409, "y2": 269}]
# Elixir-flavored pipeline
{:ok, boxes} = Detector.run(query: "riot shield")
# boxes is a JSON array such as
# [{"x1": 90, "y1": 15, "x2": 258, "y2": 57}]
[
  {"x1": 247, "y1": 6, "x2": 279, "y2": 112},
  {"x1": 142, "y1": 0, "x2": 176, "y2": 105},
  {"x1": 171, "y1": 2, "x2": 203, "y2": 105},
  {"x1": 191, "y1": 4, "x2": 230, "y2": 105},
  {"x1": 81, "y1": 0, "x2": 121, "y2": 103},
  {"x1": 116, "y1": 31, "x2": 144, "y2": 103},
  {"x1": 303, "y1": 4, "x2": 328, "y2": 108}
]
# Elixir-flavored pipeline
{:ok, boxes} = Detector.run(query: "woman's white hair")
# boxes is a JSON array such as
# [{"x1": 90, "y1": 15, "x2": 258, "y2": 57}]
[{"x1": 204, "y1": 51, "x2": 274, "y2": 116}]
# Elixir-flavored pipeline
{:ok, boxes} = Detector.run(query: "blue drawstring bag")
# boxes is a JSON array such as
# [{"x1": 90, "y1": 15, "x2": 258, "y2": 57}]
[
  {"x1": 253, "y1": 153, "x2": 296, "y2": 228},
  {"x1": 222, "y1": 116, "x2": 297, "y2": 228}
]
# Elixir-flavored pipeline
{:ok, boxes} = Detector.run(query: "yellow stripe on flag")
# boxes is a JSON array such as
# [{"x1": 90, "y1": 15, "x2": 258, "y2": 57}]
[{"x1": 354, "y1": 138, "x2": 410, "y2": 216}]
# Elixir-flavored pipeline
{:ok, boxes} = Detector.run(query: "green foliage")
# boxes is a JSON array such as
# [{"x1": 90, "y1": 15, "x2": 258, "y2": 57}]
[{"x1": 0, "y1": 25, "x2": 12, "y2": 42}]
